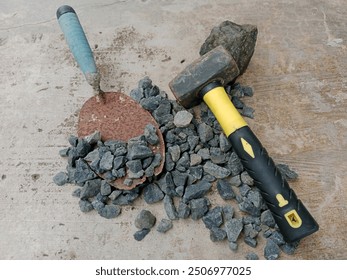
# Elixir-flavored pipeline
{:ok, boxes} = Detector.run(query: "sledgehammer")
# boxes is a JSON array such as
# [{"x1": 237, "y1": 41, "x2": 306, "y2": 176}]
[{"x1": 169, "y1": 46, "x2": 319, "y2": 243}]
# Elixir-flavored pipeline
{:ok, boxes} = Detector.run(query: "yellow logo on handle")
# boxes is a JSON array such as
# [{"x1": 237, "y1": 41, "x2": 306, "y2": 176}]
[
  {"x1": 285, "y1": 210, "x2": 302, "y2": 228},
  {"x1": 241, "y1": 138, "x2": 255, "y2": 158},
  {"x1": 276, "y1": 194, "x2": 289, "y2": 207}
]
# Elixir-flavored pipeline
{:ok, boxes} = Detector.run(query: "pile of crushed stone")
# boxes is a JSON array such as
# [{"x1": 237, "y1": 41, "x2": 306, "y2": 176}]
[{"x1": 54, "y1": 77, "x2": 299, "y2": 260}]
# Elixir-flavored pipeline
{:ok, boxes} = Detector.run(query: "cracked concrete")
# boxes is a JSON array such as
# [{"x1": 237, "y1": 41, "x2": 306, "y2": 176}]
[{"x1": 0, "y1": 0, "x2": 347, "y2": 259}]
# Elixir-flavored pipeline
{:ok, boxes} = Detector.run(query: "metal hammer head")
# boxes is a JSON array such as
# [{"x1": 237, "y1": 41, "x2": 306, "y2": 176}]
[{"x1": 169, "y1": 46, "x2": 239, "y2": 109}]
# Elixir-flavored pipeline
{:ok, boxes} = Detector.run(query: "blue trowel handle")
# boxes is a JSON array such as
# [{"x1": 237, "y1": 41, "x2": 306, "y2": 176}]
[{"x1": 56, "y1": 5, "x2": 100, "y2": 90}]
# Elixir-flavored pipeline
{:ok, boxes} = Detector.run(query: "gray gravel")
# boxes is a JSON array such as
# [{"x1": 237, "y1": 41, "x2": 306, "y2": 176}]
[
  {"x1": 135, "y1": 210, "x2": 156, "y2": 230},
  {"x1": 157, "y1": 219, "x2": 173, "y2": 233}
]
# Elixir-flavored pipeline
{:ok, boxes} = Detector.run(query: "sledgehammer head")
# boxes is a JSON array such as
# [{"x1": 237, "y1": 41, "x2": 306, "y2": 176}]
[{"x1": 169, "y1": 46, "x2": 239, "y2": 109}]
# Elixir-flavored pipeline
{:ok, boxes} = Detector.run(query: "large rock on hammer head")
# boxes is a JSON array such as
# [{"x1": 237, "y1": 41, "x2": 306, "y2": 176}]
[{"x1": 169, "y1": 46, "x2": 239, "y2": 109}]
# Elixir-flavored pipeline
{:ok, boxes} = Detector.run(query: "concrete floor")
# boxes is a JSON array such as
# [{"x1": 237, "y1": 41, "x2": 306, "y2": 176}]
[{"x1": 0, "y1": 0, "x2": 346, "y2": 260}]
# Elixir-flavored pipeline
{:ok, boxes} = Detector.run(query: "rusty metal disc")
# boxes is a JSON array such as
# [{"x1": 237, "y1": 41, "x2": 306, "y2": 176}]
[{"x1": 77, "y1": 92, "x2": 165, "y2": 190}]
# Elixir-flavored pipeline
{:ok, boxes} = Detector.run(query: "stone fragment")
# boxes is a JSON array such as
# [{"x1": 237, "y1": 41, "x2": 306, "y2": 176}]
[
  {"x1": 127, "y1": 144, "x2": 153, "y2": 160},
  {"x1": 143, "y1": 183, "x2": 164, "y2": 204},
  {"x1": 225, "y1": 218, "x2": 243, "y2": 242},
  {"x1": 210, "y1": 147, "x2": 227, "y2": 164},
  {"x1": 144, "y1": 124, "x2": 159, "y2": 145},
  {"x1": 269, "y1": 231, "x2": 286, "y2": 246},
  {"x1": 140, "y1": 96, "x2": 161, "y2": 112},
  {"x1": 76, "y1": 138, "x2": 92, "y2": 158},
  {"x1": 227, "y1": 152, "x2": 243, "y2": 176},
  {"x1": 210, "y1": 227, "x2": 227, "y2": 242},
  {"x1": 113, "y1": 156, "x2": 126, "y2": 170},
  {"x1": 68, "y1": 135, "x2": 78, "y2": 147},
  {"x1": 134, "y1": 229, "x2": 150, "y2": 241},
  {"x1": 158, "y1": 172, "x2": 177, "y2": 197},
  {"x1": 99, "y1": 205, "x2": 121, "y2": 219},
  {"x1": 80, "y1": 179, "x2": 101, "y2": 199},
  {"x1": 91, "y1": 199, "x2": 105, "y2": 212},
  {"x1": 135, "y1": 210, "x2": 156, "y2": 230},
  {"x1": 217, "y1": 179, "x2": 235, "y2": 200},
  {"x1": 280, "y1": 241, "x2": 299, "y2": 255},
  {"x1": 276, "y1": 163, "x2": 298, "y2": 181},
  {"x1": 163, "y1": 195, "x2": 178, "y2": 220},
  {"x1": 157, "y1": 219, "x2": 173, "y2": 233},
  {"x1": 168, "y1": 145, "x2": 180, "y2": 162},
  {"x1": 171, "y1": 170, "x2": 188, "y2": 188},
  {"x1": 187, "y1": 135, "x2": 199, "y2": 151},
  {"x1": 53, "y1": 171, "x2": 69, "y2": 186},
  {"x1": 219, "y1": 133, "x2": 232, "y2": 152},
  {"x1": 244, "y1": 236, "x2": 257, "y2": 248},
  {"x1": 100, "y1": 180, "x2": 112, "y2": 196},
  {"x1": 183, "y1": 180, "x2": 212, "y2": 202},
  {"x1": 164, "y1": 152, "x2": 175, "y2": 171},
  {"x1": 84, "y1": 131, "x2": 101, "y2": 145},
  {"x1": 59, "y1": 147, "x2": 70, "y2": 157},
  {"x1": 177, "y1": 201, "x2": 190, "y2": 219},
  {"x1": 245, "y1": 252, "x2": 259, "y2": 260},
  {"x1": 74, "y1": 159, "x2": 98, "y2": 184},
  {"x1": 199, "y1": 20, "x2": 258, "y2": 75},
  {"x1": 239, "y1": 184, "x2": 251, "y2": 197},
  {"x1": 130, "y1": 88, "x2": 144, "y2": 102},
  {"x1": 241, "y1": 106, "x2": 255, "y2": 119},
  {"x1": 202, "y1": 206, "x2": 223, "y2": 229},
  {"x1": 198, "y1": 123, "x2": 214, "y2": 143},
  {"x1": 174, "y1": 110, "x2": 193, "y2": 128},
  {"x1": 241, "y1": 171, "x2": 254, "y2": 185},
  {"x1": 189, "y1": 166, "x2": 203, "y2": 181},
  {"x1": 72, "y1": 188, "x2": 81, "y2": 197},
  {"x1": 108, "y1": 190, "x2": 122, "y2": 201},
  {"x1": 261, "y1": 210, "x2": 276, "y2": 228},
  {"x1": 203, "y1": 161, "x2": 231, "y2": 179},
  {"x1": 264, "y1": 239, "x2": 281, "y2": 260},
  {"x1": 243, "y1": 224, "x2": 258, "y2": 239},
  {"x1": 79, "y1": 199, "x2": 94, "y2": 212},
  {"x1": 176, "y1": 152, "x2": 190, "y2": 171},
  {"x1": 189, "y1": 198, "x2": 210, "y2": 220},
  {"x1": 228, "y1": 241, "x2": 238, "y2": 252},
  {"x1": 190, "y1": 154, "x2": 202, "y2": 166}
]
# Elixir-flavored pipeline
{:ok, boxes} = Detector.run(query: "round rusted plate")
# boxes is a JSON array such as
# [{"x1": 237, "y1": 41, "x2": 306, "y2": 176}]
[{"x1": 78, "y1": 92, "x2": 165, "y2": 190}]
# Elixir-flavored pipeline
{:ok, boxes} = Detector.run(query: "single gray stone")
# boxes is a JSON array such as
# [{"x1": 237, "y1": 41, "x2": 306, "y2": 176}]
[
  {"x1": 242, "y1": 86, "x2": 254, "y2": 97},
  {"x1": 276, "y1": 163, "x2": 298, "y2": 181},
  {"x1": 135, "y1": 210, "x2": 156, "y2": 230},
  {"x1": 189, "y1": 154, "x2": 202, "y2": 167},
  {"x1": 100, "y1": 180, "x2": 112, "y2": 196},
  {"x1": 68, "y1": 135, "x2": 78, "y2": 147},
  {"x1": 59, "y1": 147, "x2": 70, "y2": 157},
  {"x1": 98, "y1": 205, "x2": 121, "y2": 219},
  {"x1": 175, "y1": 186, "x2": 185, "y2": 197},
  {"x1": 232, "y1": 96, "x2": 245, "y2": 109},
  {"x1": 219, "y1": 133, "x2": 232, "y2": 152},
  {"x1": 241, "y1": 171, "x2": 254, "y2": 186},
  {"x1": 158, "y1": 172, "x2": 177, "y2": 197},
  {"x1": 168, "y1": 145, "x2": 180, "y2": 162},
  {"x1": 80, "y1": 179, "x2": 102, "y2": 199},
  {"x1": 208, "y1": 135, "x2": 220, "y2": 147},
  {"x1": 244, "y1": 236, "x2": 257, "y2": 248},
  {"x1": 143, "y1": 183, "x2": 164, "y2": 204},
  {"x1": 53, "y1": 171, "x2": 69, "y2": 186},
  {"x1": 239, "y1": 184, "x2": 251, "y2": 197},
  {"x1": 261, "y1": 210, "x2": 276, "y2": 228},
  {"x1": 264, "y1": 239, "x2": 281, "y2": 260},
  {"x1": 239, "y1": 198, "x2": 261, "y2": 216},
  {"x1": 177, "y1": 201, "x2": 190, "y2": 219},
  {"x1": 130, "y1": 88, "x2": 144, "y2": 102},
  {"x1": 189, "y1": 197, "x2": 210, "y2": 220},
  {"x1": 113, "y1": 146, "x2": 127, "y2": 157},
  {"x1": 280, "y1": 241, "x2": 299, "y2": 255},
  {"x1": 127, "y1": 144, "x2": 153, "y2": 160},
  {"x1": 74, "y1": 159, "x2": 98, "y2": 184},
  {"x1": 198, "y1": 123, "x2": 214, "y2": 143},
  {"x1": 123, "y1": 178, "x2": 133, "y2": 187},
  {"x1": 209, "y1": 147, "x2": 227, "y2": 164},
  {"x1": 134, "y1": 228, "x2": 150, "y2": 241},
  {"x1": 243, "y1": 224, "x2": 258, "y2": 239},
  {"x1": 140, "y1": 96, "x2": 162, "y2": 112},
  {"x1": 79, "y1": 199, "x2": 94, "y2": 212},
  {"x1": 227, "y1": 152, "x2": 243, "y2": 176},
  {"x1": 108, "y1": 190, "x2": 122, "y2": 201},
  {"x1": 197, "y1": 148, "x2": 210, "y2": 160},
  {"x1": 84, "y1": 131, "x2": 101, "y2": 145},
  {"x1": 91, "y1": 199, "x2": 105, "y2": 212},
  {"x1": 203, "y1": 161, "x2": 231, "y2": 179},
  {"x1": 76, "y1": 138, "x2": 92, "y2": 158},
  {"x1": 228, "y1": 241, "x2": 238, "y2": 252},
  {"x1": 142, "y1": 156, "x2": 153, "y2": 169},
  {"x1": 171, "y1": 170, "x2": 188, "y2": 188},
  {"x1": 157, "y1": 219, "x2": 173, "y2": 233},
  {"x1": 217, "y1": 179, "x2": 235, "y2": 200},
  {"x1": 126, "y1": 160, "x2": 143, "y2": 173},
  {"x1": 200, "y1": 20, "x2": 258, "y2": 75},
  {"x1": 84, "y1": 149, "x2": 100, "y2": 163},
  {"x1": 176, "y1": 152, "x2": 190, "y2": 171},
  {"x1": 188, "y1": 166, "x2": 203, "y2": 181},
  {"x1": 99, "y1": 151, "x2": 114, "y2": 172},
  {"x1": 144, "y1": 124, "x2": 159, "y2": 145},
  {"x1": 164, "y1": 152, "x2": 175, "y2": 171},
  {"x1": 225, "y1": 218, "x2": 243, "y2": 242},
  {"x1": 113, "y1": 156, "x2": 126, "y2": 170},
  {"x1": 247, "y1": 190, "x2": 262, "y2": 208},
  {"x1": 138, "y1": 76, "x2": 153, "y2": 89},
  {"x1": 187, "y1": 135, "x2": 199, "y2": 151},
  {"x1": 269, "y1": 231, "x2": 286, "y2": 246},
  {"x1": 157, "y1": 114, "x2": 174, "y2": 127},
  {"x1": 241, "y1": 106, "x2": 255, "y2": 119},
  {"x1": 174, "y1": 110, "x2": 193, "y2": 128},
  {"x1": 183, "y1": 180, "x2": 212, "y2": 203},
  {"x1": 245, "y1": 252, "x2": 259, "y2": 260},
  {"x1": 210, "y1": 227, "x2": 227, "y2": 242},
  {"x1": 202, "y1": 206, "x2": 223, "y2": 229},
  {"x1": 72, "y1": 188, "x2": 81, "y2": 197},
  {"x1": 163, "y1": 195, "x2": 178, "y2": 220},
  {"x1": 223, "y1": 205, "x2": 235, "y2": 221}
]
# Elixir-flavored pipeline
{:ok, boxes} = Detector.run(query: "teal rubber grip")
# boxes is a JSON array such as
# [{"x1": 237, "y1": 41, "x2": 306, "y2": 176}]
[
  {"x1": 57, "y1": 5, "x2": 98, "y2": 80},
  {"x1": 228, "y1": 126, "x2": 319, "y2": 243}
]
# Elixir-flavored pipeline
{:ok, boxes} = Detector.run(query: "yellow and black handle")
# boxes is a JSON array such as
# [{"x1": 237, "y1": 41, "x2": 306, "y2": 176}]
[{"x1": 201, "y1": 81, "x2": 319, "y2": 243}]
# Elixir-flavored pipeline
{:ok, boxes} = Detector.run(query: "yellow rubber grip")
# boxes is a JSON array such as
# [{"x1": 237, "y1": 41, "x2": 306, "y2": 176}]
[{"x1": 203, "y1": 86, "x2": 248, "y2": 136}]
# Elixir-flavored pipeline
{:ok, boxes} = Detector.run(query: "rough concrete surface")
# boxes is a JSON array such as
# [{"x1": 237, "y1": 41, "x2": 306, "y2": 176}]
[{"x1": 0, "y1": 0, "x2": 346, "y2": 259}]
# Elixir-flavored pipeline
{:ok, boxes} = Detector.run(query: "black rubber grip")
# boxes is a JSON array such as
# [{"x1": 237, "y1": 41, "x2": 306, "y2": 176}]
[
  {"x1": 228, "y1": 126, "x2": 319, "y2": 242},
  {"x1": 56, "y1": 5, "x2": 76, "y2": 19}
]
